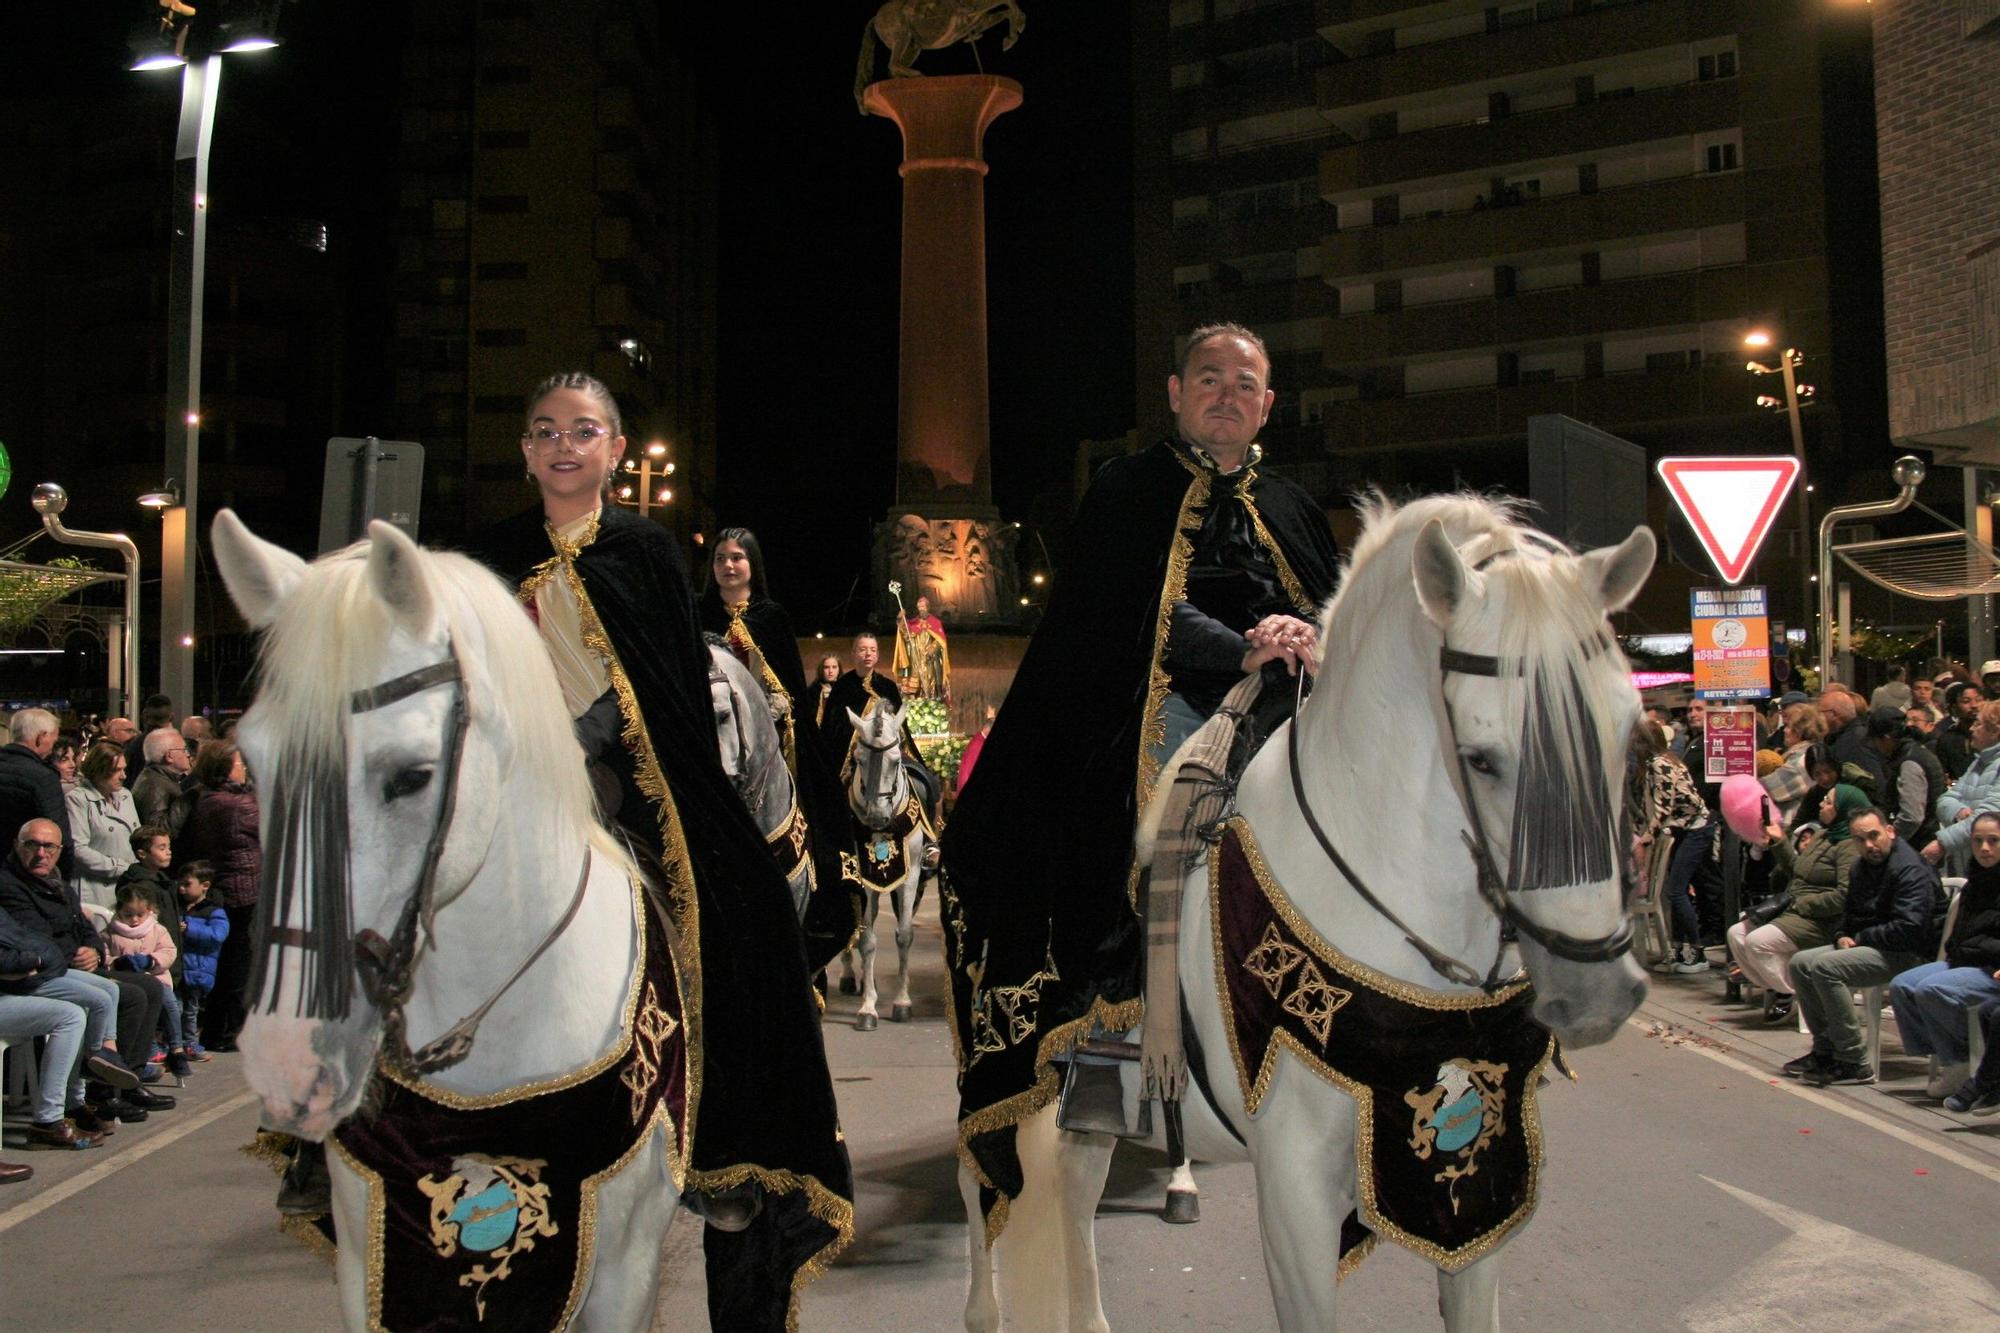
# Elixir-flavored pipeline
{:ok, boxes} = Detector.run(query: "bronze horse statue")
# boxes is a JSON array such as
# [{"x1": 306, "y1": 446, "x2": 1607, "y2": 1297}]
[{"x1": 855, "y1": 0, "x2": 1026, "y2": 111}]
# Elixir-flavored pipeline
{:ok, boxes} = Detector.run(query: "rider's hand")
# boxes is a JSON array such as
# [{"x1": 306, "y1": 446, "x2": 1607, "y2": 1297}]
[{"x1": 1243, "y1": 614, "x2": 1320, "y2": 676}]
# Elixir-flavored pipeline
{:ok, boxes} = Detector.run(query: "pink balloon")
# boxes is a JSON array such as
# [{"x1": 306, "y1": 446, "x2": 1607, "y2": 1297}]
[{"x1": 1720, "y1": 774, "x2": 1769, "y2": 843}]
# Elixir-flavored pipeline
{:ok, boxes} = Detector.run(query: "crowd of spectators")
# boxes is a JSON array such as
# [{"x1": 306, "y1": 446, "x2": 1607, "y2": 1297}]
[
  {"x1": 1644, "y1": 661, "x2": 2000, "y2": 1119},
  {"x1": 0, "y1": 698, "x2": 251, "y2": 1183}
]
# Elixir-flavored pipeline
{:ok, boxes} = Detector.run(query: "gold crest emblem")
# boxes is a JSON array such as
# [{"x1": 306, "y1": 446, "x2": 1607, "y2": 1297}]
[
  {"x1": 1404, "y1": 1059, "x2": 1509, "y2": 1215},
  {"x1": 418, "y1": 1155, "x2": 559, "y2": 1321}
]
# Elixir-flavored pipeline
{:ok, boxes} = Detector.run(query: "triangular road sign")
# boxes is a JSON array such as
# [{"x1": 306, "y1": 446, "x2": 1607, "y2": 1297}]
[{"x1": 1656, "y1": 456, "x2": 1801, "y2": 584}]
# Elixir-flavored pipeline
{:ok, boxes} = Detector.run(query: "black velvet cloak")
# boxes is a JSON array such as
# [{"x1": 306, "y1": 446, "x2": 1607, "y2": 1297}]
[
  {"x1": 465, "y1": 504, "x2": 851, "y2": 1329},
  {"x1": 699, "y1": 590, "x2": 862, "y2": 973},
  {"x1": 941, "y1": 439, "x2": 1341, "y2": 1220}
]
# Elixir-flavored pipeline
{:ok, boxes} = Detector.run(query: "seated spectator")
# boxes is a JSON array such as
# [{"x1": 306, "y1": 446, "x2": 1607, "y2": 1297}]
[
  {"x1": 130, "y1": 728, "x2": 193, "y2": 833},
  {"x1": 1731, "y1": 785, "x2": 1866, "y2": 1025},
  {"x1": 1, "y1": 917, "x2": 106, "y2": 1153},
  {"x1": 104, "y1": 883, "x2": 191, "y2": 1078},
  {"x1": 0, "y1": 818, "x2": 175, "y2": 1116},
  {"x1": 1936, "y1": 682, "x2": 1985, "y2": 781},
  {"x1": 1786, "y1": 807, "x2": 1945, "y2": 1086},
  {"x1": 1761, "y1": 702, "x2": 1827, "y2": 828},
  {"x1": 66, "y1": 742, "x2": 138, "y2": 910},
  {"x1": 1631, "y1": 719, "x2": 1715, "y2": 975},
  {"x1": 1942, "y1": 997, "x2": 2000, "y2": 1115},
  {"x1": 1889, "y1": 810, "x2": 2000, "y2": 1102},
  {"x1": 0, "y1": 710, "x2": 71, "y2": 880},
  {"x1": 1866, "y1": 707, "x2": 1946, "y2": 851},
  {"x1": 175, "y1": 861, "x2": 225, "y2": 1061},
  {"x1": 117, "y1": 825, "x2": 182, "y2": 985},
  {"x1": 1924, "y1": 700, "x2": 2000, "y2": 875}
]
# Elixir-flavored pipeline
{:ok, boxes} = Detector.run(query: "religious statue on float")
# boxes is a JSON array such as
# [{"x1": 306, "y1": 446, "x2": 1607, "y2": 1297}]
[{"x1": 889, "y1": 580, "x2": 951, "y2": 704}]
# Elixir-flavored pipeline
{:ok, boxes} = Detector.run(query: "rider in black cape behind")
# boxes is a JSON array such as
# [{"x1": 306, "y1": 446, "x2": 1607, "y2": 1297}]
[
  {"x1": 942, "y1": 324, "x2": 1341, "y2": 1224},
  {"x1": 466, "y1": 374, "x2": 851, "y2": 1330}
]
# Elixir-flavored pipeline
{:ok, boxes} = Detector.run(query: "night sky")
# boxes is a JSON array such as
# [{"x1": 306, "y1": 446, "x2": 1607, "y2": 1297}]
[{"x1": 6, "y1": 3, "x2": 1135, "y2": 639}]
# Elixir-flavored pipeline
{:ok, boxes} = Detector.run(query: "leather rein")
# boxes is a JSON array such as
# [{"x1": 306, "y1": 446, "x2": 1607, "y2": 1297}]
[
  {"x1": 274, "y1": 647, "x2": 593, "y2": 1077},
  {"x1": 1285, "y1": 622, "x2": 1635, "y2": 994}
]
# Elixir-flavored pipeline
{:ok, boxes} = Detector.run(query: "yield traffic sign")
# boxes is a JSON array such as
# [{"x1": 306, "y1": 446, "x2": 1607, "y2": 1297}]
[{"x1": 1656, "y1": 456, "x2": 1801, "y2": 584}]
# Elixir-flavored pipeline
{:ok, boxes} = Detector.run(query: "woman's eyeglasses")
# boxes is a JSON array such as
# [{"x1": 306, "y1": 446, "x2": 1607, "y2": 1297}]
[{"x1": 523, "y1": 425, "x2": 611, "y2": 453}]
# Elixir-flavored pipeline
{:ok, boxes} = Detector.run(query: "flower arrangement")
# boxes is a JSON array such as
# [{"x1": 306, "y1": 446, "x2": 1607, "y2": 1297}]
[
  {"x1": 905, "y1": 696, "x2": 952, "y2": 737},
  {"x1": 916, "y1": 733, "x2": 972, "y2": 791}
]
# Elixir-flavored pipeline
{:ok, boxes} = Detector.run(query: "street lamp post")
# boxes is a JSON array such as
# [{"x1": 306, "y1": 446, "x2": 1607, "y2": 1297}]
[
  {"x1": 616, "y1": 442, "x2": 676, "y2": 522},
  {"x1": 31, "y1": 484, "x2": 141, "y2": 715},
  {"x1": 1745, "y1": 332, "x2": 1816, "y2": 676}
]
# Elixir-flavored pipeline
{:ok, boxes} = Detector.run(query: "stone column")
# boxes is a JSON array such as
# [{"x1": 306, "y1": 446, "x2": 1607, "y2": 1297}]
[{"x1": 863, "y1": 74, "x2": 1021, "y2": 510}]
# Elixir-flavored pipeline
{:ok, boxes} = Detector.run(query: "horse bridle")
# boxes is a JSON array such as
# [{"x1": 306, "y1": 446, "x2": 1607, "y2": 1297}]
[
  {"x1": 274, "y1": 644, "x2": 592, "y2": 1076},
  {"x1": 1285, "y1": 620, "x2": 1636, "y2": 994},
  {"x1": 708, "y1": 658, "x2": 761, "y2": 809},
  {"x1": 852, "y1": 719, "x2": 906, "y2": 831}
]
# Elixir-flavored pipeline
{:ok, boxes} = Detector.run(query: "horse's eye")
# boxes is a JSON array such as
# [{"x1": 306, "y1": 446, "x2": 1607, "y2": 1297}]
[
  {"x1": 383, "y1": 766, "x2": 434, "y2": 802},
  {"x1": 1460, "y1": 748, "x2": 1498, "y2": 778}
]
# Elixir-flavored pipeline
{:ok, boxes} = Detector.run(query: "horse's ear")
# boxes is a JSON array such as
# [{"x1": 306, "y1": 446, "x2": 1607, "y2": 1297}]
[
  {"x1": 1412, "y1": 518, "x2": 1470, "y2": 630},
  {"x1": 365, "y1": 520, "x2": 436, "y2": 635},
  {"x1": 845, "y1": 707, "x2": 865, "y2": 732},
  {"x1": 210, "y1": 509, "x2": 307, "y2": 629},
  {"x1": 1583, "y1": 526, "x2": 1656, "y2": 614}
]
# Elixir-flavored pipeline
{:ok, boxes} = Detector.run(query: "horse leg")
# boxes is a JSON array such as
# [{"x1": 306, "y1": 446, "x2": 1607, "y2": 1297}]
[
  {"x1": 887, "y1": 33, "x2": 923, "y2": 80},
  {"x1": 328, "y1": 1148, "x2": 370, "y2": 1331},
  {"x1": 1160, "y1": 1100, "x2": 1200, "y2": 1224},
  {"x1": 890, "y1": 859, "x2": 918, "y2": 1023},
  {"x1": 1248, "y1": 1089, "x2": 1355, "y2": 1332},
  {"x1": 855, "y1": 892, "x2": 880, "y2": 1031},
  {"x1": 1436, "y1": 1252, "x2": 1503, "y2": 1333},
  {"x1": 575, "y1": 1128, "x2": 677, "y2": 1331},
  {"x1": 839, "y1": 944, "x2": 859, "y2": 995},
  {"x1": 960, "y1": 1161, "x2": 1001, "y2": 1333},
  {"x1": 990, "y1": 1103, "x2": 1115, "y2": 1333}
]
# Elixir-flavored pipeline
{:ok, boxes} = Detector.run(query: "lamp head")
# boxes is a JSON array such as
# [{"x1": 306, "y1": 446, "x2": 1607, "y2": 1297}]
[{"x1": 31, "y1": 482, "x2": 68, "y2": 517}]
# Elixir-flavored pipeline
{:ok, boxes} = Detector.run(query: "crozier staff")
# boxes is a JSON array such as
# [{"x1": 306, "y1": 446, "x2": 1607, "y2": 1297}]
[{"x1": 464, "y1": 371, "x2": 851, "y2": 1330}]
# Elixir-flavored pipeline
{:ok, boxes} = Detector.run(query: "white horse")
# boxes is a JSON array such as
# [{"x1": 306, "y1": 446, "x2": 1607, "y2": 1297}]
[
  {"x1": 709, "y1": 644, "x2": 813, "y2": 920},
  {"x1": 840, "y1": 704, "x2": 933, "y2": 1031},
  {"x1": 961, "y1": 495, "x2": 1656, "y2": 1332},
  {"x1": 212, "y1": 512, "x2": 681, "y2": 1333}
]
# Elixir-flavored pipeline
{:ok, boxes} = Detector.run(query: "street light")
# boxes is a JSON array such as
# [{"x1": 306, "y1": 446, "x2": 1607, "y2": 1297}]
[
  {"x1": 614, "y1": 442, "x2": 677, "y2": 522},
  {"x1": 1744, "y1": 329, "x2": 1816, "y2": 667},
  {"x1": 31, "y1": 483, "x2": 141, "y2": 714},
  {"x1": 136, "y1": 6, "x2": 283, "y2": 714}
]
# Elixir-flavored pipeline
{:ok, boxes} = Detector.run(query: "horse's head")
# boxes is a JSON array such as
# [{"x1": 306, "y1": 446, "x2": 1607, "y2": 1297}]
[
  {"x1": 1403, "y1": 508, "x2": 1656, "y2": 1047},
  {"x1": 846, "y1": 705, "x2": 905, "y2": 830},
  {"x1": 212, "y1": 511, "x2": 586, "y2": 1137},
  {"x1": 709, "y1": 645, "x2": 780, "y2": 813}
]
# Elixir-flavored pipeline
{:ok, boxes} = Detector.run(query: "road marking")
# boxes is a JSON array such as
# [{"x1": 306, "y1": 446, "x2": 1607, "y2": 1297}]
[
  {"x1": 1627, "y1": 1018, "x2": 2000, "y2": 1187},
  {"x1": 0, "y1": 1087, "x2": 259, "y2": 1235}
]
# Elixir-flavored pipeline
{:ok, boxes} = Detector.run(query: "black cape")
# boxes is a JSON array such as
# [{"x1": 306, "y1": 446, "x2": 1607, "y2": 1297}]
[
  {"x1": 941, "y1": 439, "x2": 1341, "y2": 1218},
  {"x1": 699, "y1": 590, "x2": 862, "y2": 973},
  {"x1": 819, "y1": 670, "x2": 905, "y2": 776},
  {"x1": 465, "y1": 504, "x2": 851, "y2": 1330}
]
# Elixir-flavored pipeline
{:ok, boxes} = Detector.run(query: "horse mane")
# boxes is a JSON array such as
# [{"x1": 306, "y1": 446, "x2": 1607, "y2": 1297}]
[
  {"x1": 247, "y1": 541, "x2": 634, "y2": 1016},
  {"x1": 1318, "y1": 493, "x2": 1636, "y2": 890}
]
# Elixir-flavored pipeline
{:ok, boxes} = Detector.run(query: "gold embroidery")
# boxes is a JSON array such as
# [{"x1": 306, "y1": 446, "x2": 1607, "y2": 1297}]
[
  {"x1": 1239, "y1": 488, "x2": 1314, "y2": 615},
  {"x1": 966, "y1": 951, "x2": 1060, "y2": 1061},
  {"x1": 1207, "y1": 818, "x2": 1550, "y2": 1273},
  {"x1": 1278, "y1": 957, "x2": 1352, "y2": 1049},
  {"x1": 621, "y1": 980, "x2": 680, "y2": 1126},
  {"x1": 418, "y1": 1155, "x2": 559, "y2": 1322},
  {"x1": 1404, "y1": 1058, "x2": 1509, "y2": 1215},
  {"x1": 1242, "y1": 920, "x2": 1307, "y2": 998},
  {"x1": 726, "y1": 606, "x2": 798, "y2": 775}
]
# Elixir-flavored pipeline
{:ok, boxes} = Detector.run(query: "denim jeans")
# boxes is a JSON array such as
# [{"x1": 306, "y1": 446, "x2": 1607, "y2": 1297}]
[
  {"x1": 1887, "y1": 961, "x2": 2000, "y2": 1064},
  {"x1": 180, "y1": 986, "x2": 205, "y2": 1048},
  {"x1": 155, "y1": 982, "x2": 184, "y2": 1049},
  {"x1": 1663, "y1": 823, "x2": 1717, "y2": 945},
  {"x1": 1144, "y1": 692, "x2": 1210, "y2": 775},
  {"x1": 21, "y1": 969, "x2": 120, "y2": 1100},
  {"x1": 0, "y1": 993, "x2": 88, "y2": 1123}
]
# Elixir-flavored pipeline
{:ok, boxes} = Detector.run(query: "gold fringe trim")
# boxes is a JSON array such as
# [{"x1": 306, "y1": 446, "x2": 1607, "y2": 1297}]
[
  {"x1": 683, "y1": 1162, "x2": 858, "y2": 1333},
  {"x1": 1239, "y1": 487, "x2": 1315, "y2": 615},
  {"x1": 1336, "y1": 1230, "x2": 1379, "y2": 1284},
  {"x1": 1129, "y1": 465, "x2": 1212, "y2": 909},
  {"x1": 241, "y1": 1130, "x2": 296, "y2": 1175},
  {"x1": 277, "y1": 1211, "x2": 338, "y2": 1265}
]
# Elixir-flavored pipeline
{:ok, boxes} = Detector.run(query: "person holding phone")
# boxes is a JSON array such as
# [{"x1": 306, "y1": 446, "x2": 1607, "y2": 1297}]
[{"x1": 1728, "y1": 784, "x2": 1867, "y2": 1023}]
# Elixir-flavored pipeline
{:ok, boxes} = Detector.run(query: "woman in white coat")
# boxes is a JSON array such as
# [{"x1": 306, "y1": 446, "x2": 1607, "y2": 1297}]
[{"x1": 66, "y1": 742, "x2": 139, "y2": 909}]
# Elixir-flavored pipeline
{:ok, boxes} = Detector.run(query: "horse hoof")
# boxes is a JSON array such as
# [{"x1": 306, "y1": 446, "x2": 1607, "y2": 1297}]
[
  {"x1": 855, "y1": 1012, "x2": 879, "y2": 1031},
  {"x1": 891, "y1": 1002, "x2": 912, "y2": 1023},
  {"x1": 1162, "y1": 1190, "x2": 1201, "y2": 1225},
  {"x1": 839, "y1": 977, "x2": 859, "y2": 996}
]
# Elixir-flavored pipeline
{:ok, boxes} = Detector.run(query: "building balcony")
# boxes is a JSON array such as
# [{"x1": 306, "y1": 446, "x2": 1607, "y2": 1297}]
[
  {"x1": 1319, "y1": 362, "x2": 1745, "y2": 452},
  {"x1": 1170, "y1": 205, "x2": 1335, "y2": 267},
  {"x1": 1173, "y1": 67, "x2": 1324, "y2": 132},
  {"x1": 1321, "y1": 171, "x2": 1744, "y2": 280},
  {"x1": 1181, "y1": 277, "x2": 1336, "y2": 328},
  {"x1": 1317, "y1": 0, "x2": 1708, "y2": 110},
  {"x1": 1319, "y1": 80, "x2": 1739, "y2": 198}
]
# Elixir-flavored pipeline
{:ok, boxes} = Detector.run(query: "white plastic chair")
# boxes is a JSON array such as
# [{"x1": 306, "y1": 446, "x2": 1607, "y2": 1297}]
[
  {"x1": 1634, "y1": 835, "x2": 1675, "y2": 966},
  {"x1": 1857, "y1": 877, "x2": 1965, "y2": 1072}
]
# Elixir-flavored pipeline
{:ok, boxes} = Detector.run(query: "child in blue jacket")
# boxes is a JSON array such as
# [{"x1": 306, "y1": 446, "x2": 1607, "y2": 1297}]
[{"x1": 176, "y1": 862, "x2": 228, "y2": 1056}]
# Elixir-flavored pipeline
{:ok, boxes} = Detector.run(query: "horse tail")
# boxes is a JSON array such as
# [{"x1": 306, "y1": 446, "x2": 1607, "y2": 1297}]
[{"x1": 854, "y1": 12, "x2": 879, "y2": 112}]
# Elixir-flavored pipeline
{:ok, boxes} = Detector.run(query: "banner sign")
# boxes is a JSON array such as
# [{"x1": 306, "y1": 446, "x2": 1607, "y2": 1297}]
[
  {"x1": 1691, "y1": 586, "x2": 1771, "y2": 701},
  {"x1": 1703, "y1": 705, "x2": 1760, "y2": 781}
]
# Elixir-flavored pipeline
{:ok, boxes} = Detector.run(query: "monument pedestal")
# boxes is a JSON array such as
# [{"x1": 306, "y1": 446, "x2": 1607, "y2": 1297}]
[{"x1": 864, "y1": 75, "x2": 1024, "y2": 627}]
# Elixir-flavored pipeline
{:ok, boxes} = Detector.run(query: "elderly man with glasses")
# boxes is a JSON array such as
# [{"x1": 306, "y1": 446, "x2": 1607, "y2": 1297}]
[
  {"x1": 131, "y1": 727, "x2": 194, "y2": 832},
  {"x1": 0, "y1": 819, "x2": 176, "y2": 1122}
]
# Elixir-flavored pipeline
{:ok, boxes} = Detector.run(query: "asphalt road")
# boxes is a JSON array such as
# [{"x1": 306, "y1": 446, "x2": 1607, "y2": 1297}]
[{"x1": 4, "y1": 899, "x2": 1996, "y2": 1331}]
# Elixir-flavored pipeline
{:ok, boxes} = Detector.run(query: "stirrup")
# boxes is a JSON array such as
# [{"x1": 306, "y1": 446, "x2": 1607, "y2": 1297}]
[{"x1": 1055, "y1": 1037, "x2": 1152, "y2": 1140}]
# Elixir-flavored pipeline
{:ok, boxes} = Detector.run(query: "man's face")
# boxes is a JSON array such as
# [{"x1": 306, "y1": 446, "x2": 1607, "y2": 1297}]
[
  {"x1": 1959, "y1": 688, "x2": 1984, "y2": 721},
  {"x1": 1687, "y1": 701, "x2": 1707, "y2": 731},
  {"x1": 854, "y1": 637, "x2": 879, "y2": 673},
  {"x1": 1907, "y1": 707, "x2": 1935, "y2": 736},
  {"x1": 104, "y1": 718, "x2": 137, "y2": 745},
  {"x1": 1168, "y1": 335, "x2": 1274, "y2": 456},
  {"x1": 915, "y1": 597, "x2": 930, "y2": 617},
  {"x1": 163, "y1": 737, "x2": 191, "y2": 774},
  {"x1": 1975, "y1": 713, "x2": 2000, "y2": 750},
  {"x1": 1851, "y1": 813, "x2": 1895, "y2": 863},
  {"x1": 13, "y1": 822, "x2": 61, "y2": 879},
  {"x1": 1820, "y1": 693, "x2": 1854, "y2": 728}
]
